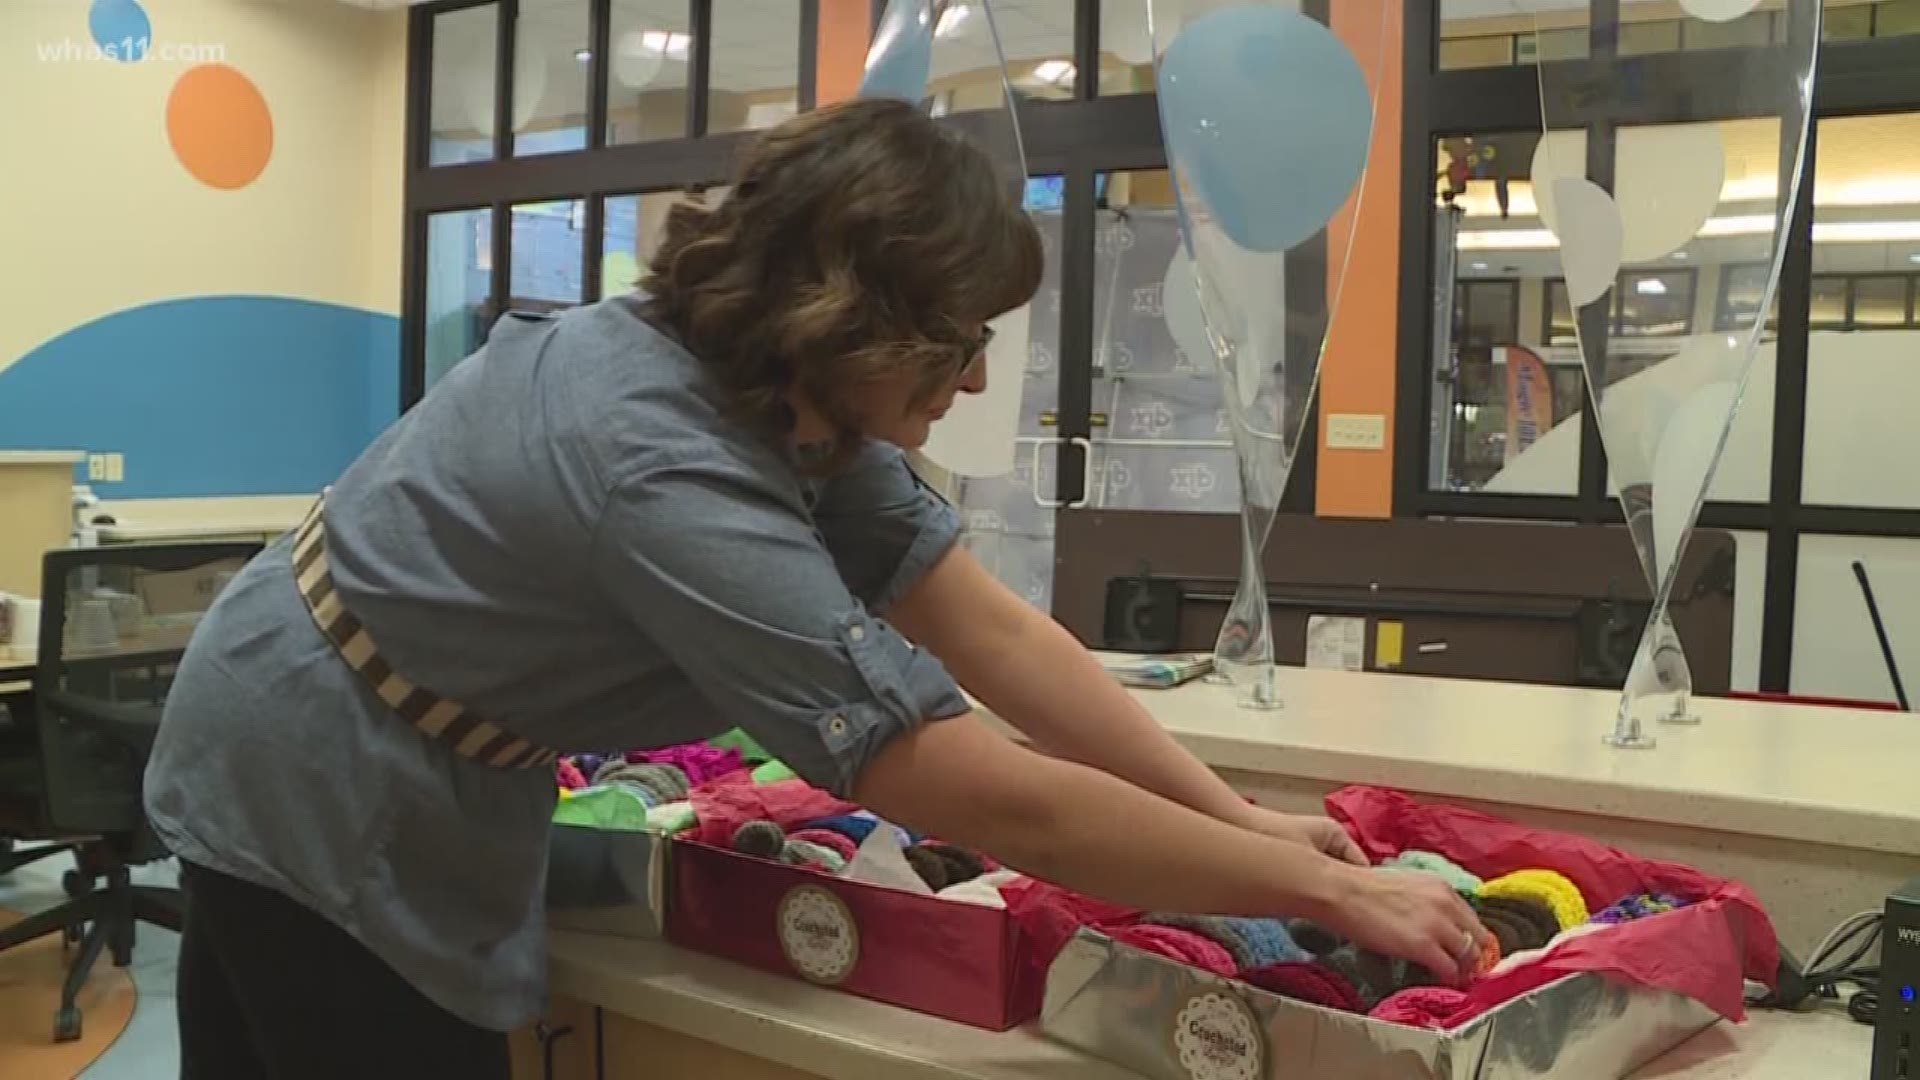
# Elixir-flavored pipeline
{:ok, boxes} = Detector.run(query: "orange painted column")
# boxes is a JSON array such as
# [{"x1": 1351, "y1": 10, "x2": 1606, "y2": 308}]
[
  {"x1": 1317, "y1": 4, "x2": 1404, "y2": 518},
  {"x1": 816, "y1": 0, "x2": 873, "y2": 106}
]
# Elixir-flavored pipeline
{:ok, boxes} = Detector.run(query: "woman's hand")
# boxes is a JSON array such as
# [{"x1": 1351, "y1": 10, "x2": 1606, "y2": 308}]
[
  {"x1": 1240, "y1": 807, "x2": 1368, "y2": 866},
  {"x1": 1311, "y1": 865, "x2": 1486, "y2": 987}
]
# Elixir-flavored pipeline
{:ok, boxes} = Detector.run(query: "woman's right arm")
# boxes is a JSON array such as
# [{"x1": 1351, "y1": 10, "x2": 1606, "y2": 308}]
[{"x1": 854, "y1": 710, "x2": 1484, "y2": 985}]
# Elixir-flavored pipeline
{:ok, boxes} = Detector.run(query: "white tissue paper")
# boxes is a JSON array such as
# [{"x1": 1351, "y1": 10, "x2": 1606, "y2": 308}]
[
  {"x1": 843, "y1": 818, "x2": 933, "y2": 894},
  {"x1": 936, "y1": 868, "x2": 1026, "y2": 909}
]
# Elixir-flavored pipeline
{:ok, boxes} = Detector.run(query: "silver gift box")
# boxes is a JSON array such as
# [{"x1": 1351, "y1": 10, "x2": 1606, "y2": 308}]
[
  {"x1": 544, "y1": 823, "x2": 670, "y2": 939},
  {"x1": 1041, "y1": 929, "x2": 1719, "y2": 1080}
]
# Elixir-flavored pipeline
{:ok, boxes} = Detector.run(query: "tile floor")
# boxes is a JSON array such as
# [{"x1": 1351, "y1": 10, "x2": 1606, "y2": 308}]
[{"x1": 0, "y1": 846, "x2": 179, "y2": 1077}]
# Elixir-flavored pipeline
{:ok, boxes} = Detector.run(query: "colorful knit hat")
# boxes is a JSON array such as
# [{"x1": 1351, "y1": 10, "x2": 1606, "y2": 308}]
[
  {"x1": 1478, "y1": 869, "x2": 1588, "y2": 929},
  {"x1": 787, "y1": 829, "x2": 859, "y2": 865},
  {"x1": 1590, "y1": 892, "x2": 1688, "y2": 925},
  {"x1": 730, "y1": 819, "x2": 787, "y2": 859},
  {"x1": 1241, "y1": 961, "x2": 1365, "y2": 1013},
  {"x1": 1142, "y1": 914, "x2": 1308, "y2": 972},
  {"x1": 781, "y1": 838, "x2": 848, "y2": 874},
  {"x1": 1473, "y1": 896, "x2": 1559, "y2": 954},
  {"x1": 1380, "y1": 851, "x2": 1483, "y2": 898},
  {"x1": 1369, "y1": 986, "x2": 1472, "y2": 1029},
  {"x1": 1108, "y1": 924, "x2": 1239, "y2": 978}
]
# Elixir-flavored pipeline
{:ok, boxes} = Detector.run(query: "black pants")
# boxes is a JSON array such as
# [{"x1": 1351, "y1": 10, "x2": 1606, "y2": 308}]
[{"x1": 177, "y1": 860, "x2": 511, "y2": 1080}]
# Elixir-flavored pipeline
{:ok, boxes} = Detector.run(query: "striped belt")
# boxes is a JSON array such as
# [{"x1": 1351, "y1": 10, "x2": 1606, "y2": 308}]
[{"x1": 292, "y1": 500, "x2": 558, "y2": 771}]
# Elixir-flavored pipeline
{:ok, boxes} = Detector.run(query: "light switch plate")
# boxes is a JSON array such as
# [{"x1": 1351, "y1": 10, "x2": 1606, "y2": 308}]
[
  {"x1": 1326, "y1": 413, "x2": 1387, "y2": 451},
  {"x1": 103, "y1": 453, "x2": 124, "y2": 483},
  {"x1": 87, "y1": 454, "x2": 107, "y2": 481}
]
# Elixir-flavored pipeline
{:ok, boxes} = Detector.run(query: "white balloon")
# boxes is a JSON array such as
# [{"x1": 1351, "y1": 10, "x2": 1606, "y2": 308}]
[
  {"x1": 920, "y1": 304, "x2": 1030, "y2": 478},
  {"x1": 1680, "y1": 0, "x2": 1763, "y2": 22},
  {"x1": 1549, "y1": 177, "x2": 1624, "y2": 307},
  {"x1": 1162, "y1": 248, "x2": 1213, "y2": 382},
  {"x1": 1533, "y1": 125, "x2": 1726, "y2": 264}
]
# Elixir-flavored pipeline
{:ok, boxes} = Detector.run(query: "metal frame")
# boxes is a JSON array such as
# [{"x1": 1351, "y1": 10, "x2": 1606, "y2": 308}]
[{"x1": 1397, "y1": 0, "x2": 1920, "y2": 691}]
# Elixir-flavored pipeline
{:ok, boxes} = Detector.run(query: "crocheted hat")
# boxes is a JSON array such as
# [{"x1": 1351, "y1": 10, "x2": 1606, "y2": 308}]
[{"x1": 1479, "y1": 869, "x2": 1588, "y2": 929}]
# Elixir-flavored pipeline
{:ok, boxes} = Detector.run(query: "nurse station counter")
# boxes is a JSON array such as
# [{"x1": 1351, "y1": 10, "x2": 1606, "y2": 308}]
[{"x1": 514, "y1": 667, "x2": 1914, "y2": 1079}]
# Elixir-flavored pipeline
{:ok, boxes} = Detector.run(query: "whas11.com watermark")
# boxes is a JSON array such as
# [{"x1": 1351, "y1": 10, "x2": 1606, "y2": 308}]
[{"x1": 36, "y1": 36, "x2": 227, "y2": 64}]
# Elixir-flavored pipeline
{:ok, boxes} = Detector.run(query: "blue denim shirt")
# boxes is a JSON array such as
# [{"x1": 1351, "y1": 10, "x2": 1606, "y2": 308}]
[{"x1": 144, "y1": 296, "x2": 969, "y2": 1029}]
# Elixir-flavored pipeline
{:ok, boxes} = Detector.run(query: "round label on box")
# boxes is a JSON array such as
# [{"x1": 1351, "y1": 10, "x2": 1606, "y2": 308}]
[
  {"x1": 777, "y1": 884, "x2": 859, "y2": 985},
  {"x1": 1170, "y1": 988, "x2": 1265, "y2": 1080}
]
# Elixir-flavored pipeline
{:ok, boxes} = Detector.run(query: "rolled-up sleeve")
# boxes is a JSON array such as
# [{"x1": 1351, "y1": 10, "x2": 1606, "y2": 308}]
[
  {"x1": 593, "y1": 448, "x2": 969, "y2": 795},
  {"x1": 812, "y1": 443, "x2": 963, "y2": 613}
]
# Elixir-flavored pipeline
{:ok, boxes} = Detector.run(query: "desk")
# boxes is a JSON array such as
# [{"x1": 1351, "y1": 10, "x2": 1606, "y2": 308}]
[
  {"x1": 521, "y1": 933, "x2": 1872, "y2": 1080},
  {"x1": 0, "y1": 646, "x2": 34, "y2": 690}
]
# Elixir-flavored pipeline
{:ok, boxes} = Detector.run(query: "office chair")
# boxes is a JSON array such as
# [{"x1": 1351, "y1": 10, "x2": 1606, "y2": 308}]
[{"x1": 0, "y1": 542, "x2": 258, "y2": 1042}]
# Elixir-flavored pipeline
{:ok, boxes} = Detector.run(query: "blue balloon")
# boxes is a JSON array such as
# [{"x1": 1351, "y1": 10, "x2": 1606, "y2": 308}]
[
  {"x1": 859, "y1": 0, "x2": 934, "y2": 104},
  {"x1": 88, "y1": 0, "x2": 152, "y2": 62},
  {"x1": 1157, "y1": 5, "x2": 1372, "y2": 254}
]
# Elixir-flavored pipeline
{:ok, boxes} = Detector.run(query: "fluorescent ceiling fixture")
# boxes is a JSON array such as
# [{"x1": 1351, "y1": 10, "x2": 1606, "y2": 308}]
[
  {"x1": 1635, "y1": 277, "x2": 1667, "y2": 296},
  {"x1": 1471, "y1": 261, "x2": 1489, "y2": 270},
  {"x1": 1457, "y1": 174, "x2": 1920, "y2": 222},
  {"x1": 636, "y1": 30, "x2": 690, "y2": 60},
  {"x1": 1670, "y1": 251, "x2": 1689, "y2": 260},
  {"x1": 1910, "y1": 253, "x2": 1920, "y2": 264},
  {"x1": 936, "y1": 3, "x2": 970, "y2": 37},
  {"x1": 1032, "y1": 59, "x2": 1075, "y2": 84},
  {"x1": 1459, "y1": 217, "x2": 1920, "y2": 251},
  {"x1": 574, "y1": 48, "x2": 591, "y2": 62}
]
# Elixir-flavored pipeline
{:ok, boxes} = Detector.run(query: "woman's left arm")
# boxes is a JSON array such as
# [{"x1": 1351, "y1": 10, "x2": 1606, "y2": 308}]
[{"x1": 890, "y1": 545, "x2": 1364, "y2": 864}]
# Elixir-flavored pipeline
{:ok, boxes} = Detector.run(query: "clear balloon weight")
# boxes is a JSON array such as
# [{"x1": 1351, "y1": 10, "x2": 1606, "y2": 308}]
[
  {"x1": 865, "y1": 0, "x2": 1040, "y2": 484},
  {"x1": 1148, "y1": 0, "x2": 1388, "y2": 707},
  {"x1": 1518, "y1": 4, "x2": 1820, "y2": 746}
]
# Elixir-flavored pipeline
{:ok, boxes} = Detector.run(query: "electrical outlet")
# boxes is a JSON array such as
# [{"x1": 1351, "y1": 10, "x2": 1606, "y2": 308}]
[
  {"x1": 87, "y1": 454, "x2": 107, "y2": 481},
  {"x1": 104, "y1": 453, "x2": 124, "y2": 483},
  {"x1": 1326, "y1": 413, "x2": 1387, "y2": 451}
]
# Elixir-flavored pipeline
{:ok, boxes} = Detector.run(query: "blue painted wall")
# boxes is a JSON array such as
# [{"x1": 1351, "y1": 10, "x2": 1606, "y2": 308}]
[{"x1": 0, "y1": 296, "x2": 399, "y2": 498}]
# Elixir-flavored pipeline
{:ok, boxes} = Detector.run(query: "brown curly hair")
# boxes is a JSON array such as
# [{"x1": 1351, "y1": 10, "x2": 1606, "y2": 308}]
[{"x1": 641, "y1": 97, "x2": 1043, "y2": 469}]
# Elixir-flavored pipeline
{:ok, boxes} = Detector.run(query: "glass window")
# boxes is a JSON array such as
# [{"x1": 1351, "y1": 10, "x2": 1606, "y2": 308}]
[
  {"x1": 978, "y1": 1, "x2": 1076, "y2": 102},
  {"x1": 1823, "y1": 0, "x2": 1875, "y2": 39},
  {"x1": 1440, "y1": 0, "x2": 1587, "y2": 70},
  {"x1": 424, "y1": 208, "x2": 495, "y2": 390},
  {"x1": 1434, "y1": 135, "x2": 1580, "y2": 495},
  {"x1": 707, "y1": 0, "x2": 800, "y2": 134},
  {"x1": 1853, "y1": 275, "x2": 1911, "y2": 328},
  {"x1": 1085, "y1": 169, "x2": 1242, "y2": 514},
  {"x1": 1878, "y1": 0, "x2": 1920, "y2": 35},
  {"x1": 1617, "y1": 270, "x2": 1695, "y2": 337},
  {"x1": 513, "y1": 0, "x2": 590, "y2": 156},
  {"x1": 428, "y1": 4, "x2": 500, "y2": 166},
  {"x1": 941, "y1": 178, "x2": 1065, "y2": 611},
  {"x1": 1459, "y1": 280, "x2": 1520, "y2": 347},
  {"x1": 510, "y1": 200, "x2": 585, "y2": 310},
  {"x1": 1098, "y1": 0, "x2": 1156, "y2": 93},
  {"x1": 1714, "y1": 263, "x2": 1775, "y2": 334},
  {"x1": 1809, "y1": 276, "x2": 1849, "y2": 330},
  {"x1": 1802, "y1": 113, "x2": 1920, "y2": 509},
  {"x1": 1618, "y1": 19, "x2": 1681, "y2": 55},
  {"x1": 1792, "y1": 535, "x2": 1920, "y2": 700},
  {"x1": 597, "y1": 188, "x2": 720, "y2": 300},
  {"x1": 1681, "y1": 9, "x2": 1777, "y2": 50},
  {"x1": 607, "y1": 0, "x2": 692, "y2": 145}
]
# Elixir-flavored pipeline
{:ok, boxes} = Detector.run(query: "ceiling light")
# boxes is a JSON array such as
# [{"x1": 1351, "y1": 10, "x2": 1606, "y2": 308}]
[
  {"x1": 1670, "y1": 251, "x2": 1689, "y2": 260},
  {"x1": 935, "y1": 3, "x2": 970, "y2": 37},
  {"x1": 574, "y1": 48, "x2": 592, "y2": 62},
  {"x1": 638, "y1": 30, "x2": 690, "y2": 61},
  {"x1": 1636, "y1": 278, "x2": 1668, "y2": 296},
  {"x1": 1910, "y1": 253, "x2": 1920, "y2": 265},
  {"x1": 1033, "y1": 59, "x2": 1075, "y2": 85},
  {"x1": 1471, "y1": 261, "x2": 1489, "y2": 270}
]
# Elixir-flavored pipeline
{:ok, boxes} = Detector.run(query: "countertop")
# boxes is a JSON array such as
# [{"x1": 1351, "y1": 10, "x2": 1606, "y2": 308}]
[
  {"x1": 983, "y1": 667, "x2": 1920, "y2": 858},
  {"x1": 548, "y1": 932, "x2": 1871, "y2": 1080},
  {"x1": 90, "y1": 494, "x2": 310, "y2": 542}
]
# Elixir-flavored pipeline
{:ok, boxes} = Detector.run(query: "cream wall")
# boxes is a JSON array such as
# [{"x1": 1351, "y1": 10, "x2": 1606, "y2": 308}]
[{"x1": 0, "y1": 0, "x2": 407, "y2": 373}]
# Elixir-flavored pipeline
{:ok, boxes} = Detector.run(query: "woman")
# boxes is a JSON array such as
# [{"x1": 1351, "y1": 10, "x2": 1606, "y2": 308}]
[{"x1": 146, "y1": 98, "x2": 1480, "y2": 1078}]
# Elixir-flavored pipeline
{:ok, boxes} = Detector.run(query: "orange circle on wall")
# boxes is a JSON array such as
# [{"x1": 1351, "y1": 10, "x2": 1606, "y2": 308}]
[{"x1": 166, "y1": 64, "x2": 274, "y2": 190}]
